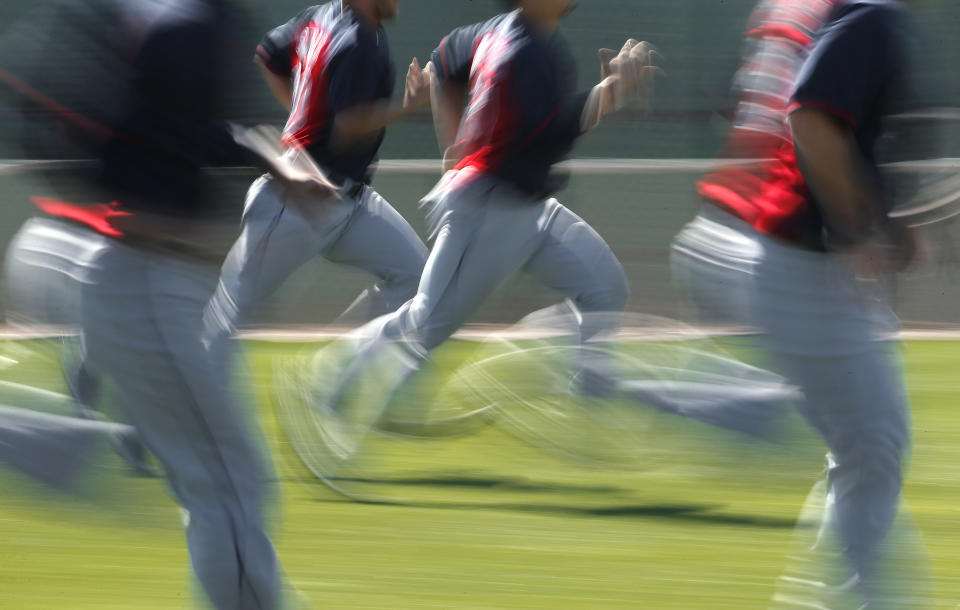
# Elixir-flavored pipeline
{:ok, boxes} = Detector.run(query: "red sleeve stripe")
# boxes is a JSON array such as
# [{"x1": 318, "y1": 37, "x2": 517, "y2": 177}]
[
  {"x1": 746, "y1": 23, "x2": 813, "y2": 47},
  {"x1": 0, "y1": 68, "x2": 117, "y2": 141},
  {"x1": 438, "y1": 36, "x2": 449, "y2": 79},
  {"x1": 519, "y1": 107, "x2": 559, "y2": 147},
  {"x1": 255, "y1": 44, "x2": 290, "y2": 75},
  {"x1": 787, "y1": 101, "x2": 857, "y2": 128}
]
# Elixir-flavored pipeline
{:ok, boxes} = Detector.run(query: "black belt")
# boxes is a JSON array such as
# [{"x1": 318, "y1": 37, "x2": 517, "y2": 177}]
[{"x1": 345, "y1": 182, "x2": 365, "y2": 199}]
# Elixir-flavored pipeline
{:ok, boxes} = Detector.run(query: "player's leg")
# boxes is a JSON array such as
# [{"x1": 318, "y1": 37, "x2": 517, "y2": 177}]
[
  {"x1": 670, "y1": 207, "x2": 762, "y2": 328},
  {"x1": 4, "y1": 217, "x2": 152, "y2": 471},
  {"x1": 523, "y1": 199, "x2": 629, "y2": 336},
  {"x1": 5, "y1": 217, "x2": 94, "y2": 411},
  {"x1": 317, "y1": 186, "x2": 545, "y2": 441},
  {"x1": 321, "y1": 187, "x2": 429, "y2": 325},
  {"x1": 521, "y1": 199, "x2": 628, "y2": 395},
  {"x1": 754, "y1": 238, "x2": 911, "y2": 603},
  {"x1": 204, "y1": 175, "x2": 352, "y2": 354},
  {"x1": 385, "y1": 190, "x2": 550, "y2": 351},
  {"x1": 0, "y1": 405, "x2": 137, "y2": 490},
  {"x1": 84, "y1": 244, "x2": 281, "y2": 610}
]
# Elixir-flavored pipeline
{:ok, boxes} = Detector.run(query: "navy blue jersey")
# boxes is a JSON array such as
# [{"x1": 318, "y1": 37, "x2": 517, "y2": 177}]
[
  {"x1": 746, "y1": 0, "x2": 917, "y2": 248},
  {"x1": 430, "y1": 11, "x2": 589, "y2": 198},
  {"x1": 1, "y1": 0, "x2": 248, "y2": 218},
  {"x1": 256, "y1": 2, "x2": 394, "y2": 184},
  {"x1": 789, "y1": 0, "x2": 912, "y2": 168},
  {"x1": 97, "y1": 0, "x2": 250, "y2": 217}
]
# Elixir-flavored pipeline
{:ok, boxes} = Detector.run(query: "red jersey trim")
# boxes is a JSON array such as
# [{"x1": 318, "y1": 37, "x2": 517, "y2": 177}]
[
  {"x1": 438, "y1": 36, "x2": 449, "y2": 79},
  {"x1": 31, "y1": 197, "x2": 131, "y2": 238},
  {"x1": 746, "y1": 23, "x2": 812, "y2": 46},
  {"x1": 788, "y1": 101, "x2": 857, "y2": 128},
  {"x1": 0, "y1": 69, "x2": 117, "y2": 141},
  {"x1": 255, "y1": 44, "x2": 290, "y2": 75}
]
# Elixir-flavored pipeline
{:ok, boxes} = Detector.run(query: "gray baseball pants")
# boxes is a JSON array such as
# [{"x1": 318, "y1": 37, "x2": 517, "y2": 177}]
[
  {"x1": 81, "y1": 240, "x2": 281, "y2": 610},
  {"x1": 332, "y1": 175, "x2": 629, "y2": 418},
  {"x1": 203, "y1": 175, "x2": 428, "y2": 357},
  {"x1": 672, "y1": 208, "x2": 916, "y2": 603}
]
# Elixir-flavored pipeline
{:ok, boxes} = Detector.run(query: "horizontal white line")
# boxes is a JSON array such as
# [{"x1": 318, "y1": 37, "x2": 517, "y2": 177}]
[
  {"x1": 3, "y1": 158, "x2": 960, "y2": 176},
  {"x1": 2, "y1": 324, "x2": 959, "y2": 341}
]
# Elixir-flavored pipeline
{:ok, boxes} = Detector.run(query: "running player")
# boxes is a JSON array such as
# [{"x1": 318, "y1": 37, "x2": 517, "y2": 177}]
[
  {"x1": 672, "y1": 0, "x2": 838, "y2": 328},
  {"x1": 311, "y1": 0, "x2": 655, "y2": 458},
  {"x1": 5, "y1": 0, "x2": 336, "y2": 607},
  {"x1": 203, "y1": 0, "x2": 430, "y2": 364},
  {"x1": 674, "y1": 1, "x2": 927, "y2": 606},
  {"x1": 0, "y1": 0, "x2": 153, "y2": 475}
]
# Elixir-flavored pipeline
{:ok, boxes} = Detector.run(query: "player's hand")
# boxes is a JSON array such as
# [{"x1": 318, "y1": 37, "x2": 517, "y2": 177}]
[
  {"x1": 885, "y1": 222, "x2": 929, "y2": 273},
  {"x1": 598, "y1": 47, "x2": 617, "y2": 80},
  {"x1": 274, "y1": 147, "x2": 341, "y2": 199},
  {"x1": 403, "y1": 57, "x2": 430, "y2": 111},
  {"x1": 845, "y1": 241, "x2": 885, "y2": 281},
  {"x1": 841, "y1": 223, "x2": 925, "y2": 280},
  {"x1": 599, "y1": 39, "x2": 660, "y2": 111},
  {"x1": 237, "y1": 125, "x2": 340, "y2": 198}
]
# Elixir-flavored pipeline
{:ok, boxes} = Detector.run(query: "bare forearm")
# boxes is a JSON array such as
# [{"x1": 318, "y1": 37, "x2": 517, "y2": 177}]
[
  {"x1": 255, "y1": 56, "x2": 291, "y2": 112},
  {"x1": 580, "y1": 76, "x2": 622, "y2": 132},
  {"x1": 330, "y1": 99, "x2": 411, "y2": 149},
  {"x1": 427, "y1": 66, "x2": 465, "y2": 156},
  {"x1": 789, "y1": 108, "x2": 880, "y2": 244}
]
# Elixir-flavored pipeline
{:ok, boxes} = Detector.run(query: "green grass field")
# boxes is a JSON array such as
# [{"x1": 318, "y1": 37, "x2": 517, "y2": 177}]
[{"x1": 0, "y1": 338, "x2": 958, "y2": 609}]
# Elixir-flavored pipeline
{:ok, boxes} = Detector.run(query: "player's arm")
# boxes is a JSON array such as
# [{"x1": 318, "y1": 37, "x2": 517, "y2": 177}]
[
  {"x1": 424, "y1": 61, "x2": 466, "y2": 171},
  {"x1": 789, "y1": 108, "x2": 880, "y2": 243},
  {"x1": 787, "y1": 6, "x2": 895, "y2": 247},
  {"x1": 580, "y1": 39, "x2": 658, "y2": 132},
  {"x1": 425, "y1": 25, "x2": 486, "y2": 169},
  {"x1": 254, "y1": 55, "x2": 291, "y2": 112},
  {"x1": 253, "y1": 12, "x2": 304, "y2": 112},
  {"x1": 329, "y1": 57, "x2": 429, "y2": 150}
]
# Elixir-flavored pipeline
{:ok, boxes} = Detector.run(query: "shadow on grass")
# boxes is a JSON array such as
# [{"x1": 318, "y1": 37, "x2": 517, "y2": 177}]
[
  {"x1": 332, "y1": 497, "x2": 802, "y2": 529},
  {"x1": 295, "y1": 472, "x2": 802, "y2": 529},
  {"x1": 281, "y1": 472, "x2": 626, "y2": 495}
]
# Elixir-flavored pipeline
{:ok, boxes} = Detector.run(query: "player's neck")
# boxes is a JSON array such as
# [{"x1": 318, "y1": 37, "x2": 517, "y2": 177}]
[
  {"x1": 517, "y1": 9, "x2": 561, "y2": 36},
  {"x1": 344, "y1": 1, "x2": 380, "y2": 28}
]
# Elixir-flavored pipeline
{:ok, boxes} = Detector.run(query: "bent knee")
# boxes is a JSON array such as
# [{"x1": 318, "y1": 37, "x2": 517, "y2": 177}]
[{"x1": 580, "y1": 259, "x2": 630, "y2": 313}]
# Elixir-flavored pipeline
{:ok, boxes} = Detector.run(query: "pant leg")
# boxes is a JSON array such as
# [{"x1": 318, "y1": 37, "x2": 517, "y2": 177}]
[
  {"x1": 4, "y1": 217, "x2": 102, "y2": 328},
  {"x1": 754, "y1": 237, "x2": 912, "y2": 601},
  {"x1": 670, "y1": 207, "x2": 762, "y2": 328},
  {"x1": 83, "y1": 243, "x2": 280, "y2": 610},
  {"x1": 322, "y1": 187, "x2": 428, "y2": 325},
  {"x1": 327, "y1": 183, "x2": 551, "y2": 428},
  {"x1": 0, "y1": 405, "x2": 129, "y2": 489},
  {"x1": 5, "y1": 219, "x2": 107, "y2": 410},
  {"x1": 382, "y1": 187, "x2": 553, "y2": 350},
  {"x1": 204, "y1": 175, "x2": 353, "y2": 352},
  {"x1": 522, "y1": 199, "x2": 629, "y2": 342}
]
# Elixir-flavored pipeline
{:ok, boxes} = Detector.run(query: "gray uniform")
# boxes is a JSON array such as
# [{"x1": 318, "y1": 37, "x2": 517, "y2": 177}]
[
  {"x1": 380, "y1": 173, "x2": 628, "y2": 353},
  {"x1": 314, "y1": 12, "x2": 630, "y2": 444},
  {"x1": 203, "y1": 175, "x2": 428, "y2": 357},
  {"x1": 81, "y1": 241, "x2": 280, "y2": 609},
  {"x1": 203, "y1": 2, "x2": 428, "y2": 353},
  {"x1": 2, "y1": 217, "x2": 130, "y2": 486},
  {"x1": 2, "y1": 216, "x2": 150, "y2": 478},
  {"x1": 1, "y1": 0, "x2": 288, "y2": 606},
  {"x1": 672, "y1": 1, "x2": 928, "y2": 605}
]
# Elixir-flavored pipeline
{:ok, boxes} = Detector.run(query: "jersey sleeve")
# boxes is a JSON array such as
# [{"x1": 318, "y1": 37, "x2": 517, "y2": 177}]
[
  {"x1": 430, "y1": 22, "x2": 487, "y2": 85},
  {"x1": 255, "y1": 9, "x2": 308, "y2": 77},
  {"x1": 789, "y1": 6, "x2": 897, "y2": 128}
]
